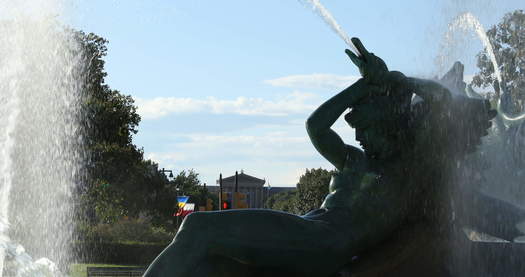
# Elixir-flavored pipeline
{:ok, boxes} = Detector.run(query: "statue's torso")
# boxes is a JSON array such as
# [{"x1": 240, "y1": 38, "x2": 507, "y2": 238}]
[{"x1": 320, "y1": 156, "x2": 409, "y2": 231}]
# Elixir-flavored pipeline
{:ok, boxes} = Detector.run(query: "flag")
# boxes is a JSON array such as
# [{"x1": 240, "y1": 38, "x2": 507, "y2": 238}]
[
  {"x1": 177, "y1": 196, "x2": 189, "y2": 208},
  {"x1": 175, "y1": 203, "x2": 195, "y2": 217}
]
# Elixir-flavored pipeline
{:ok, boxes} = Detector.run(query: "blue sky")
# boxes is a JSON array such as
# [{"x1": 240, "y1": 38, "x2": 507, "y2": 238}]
[{"x1": 67, "y1": 0, "x2": 524, "y2": 186}]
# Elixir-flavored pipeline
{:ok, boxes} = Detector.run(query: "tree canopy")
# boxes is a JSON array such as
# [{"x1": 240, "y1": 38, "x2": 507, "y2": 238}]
[
  {"x1": 73, "y1": 31, "x2": 192, "y2": 228},
  {"x1": 294, "y1": 168, "x2": 333, "y2": 214},
  {"x1": 472, "y1": 10, "x2": 525, "y2": 115},
  {"x1": 265, "y1": 168, "x2": 333, "y2": 214}
]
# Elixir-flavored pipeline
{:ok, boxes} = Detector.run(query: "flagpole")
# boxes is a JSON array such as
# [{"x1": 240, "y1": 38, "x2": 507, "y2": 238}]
[
  {"x1": 176, "y1": 204, "x2": 180, "y2": 230},
  {"x1": 219, "y1": 173, "x2": 223, "y2": 211}
]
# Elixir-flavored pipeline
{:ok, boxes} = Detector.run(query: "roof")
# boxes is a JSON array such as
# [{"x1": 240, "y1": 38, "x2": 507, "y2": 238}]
[
  {"x1": 267, "y1": 187, "x2": 296, "y2": 196},
  {"x1": 205, "y1": 185, "x2": 295, "y2": 194},
  {"x1": 216, "y1": 172, "x2": 266, "y2": 188}
]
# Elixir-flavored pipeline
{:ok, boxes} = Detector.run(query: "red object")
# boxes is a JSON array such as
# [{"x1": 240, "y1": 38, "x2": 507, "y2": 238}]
[
  {"x1": 175, "y1": 209, "x2": 193, "y2": 217},
  {"x1": 175, "y1": 203, "x2": 195, "y2": 217}
]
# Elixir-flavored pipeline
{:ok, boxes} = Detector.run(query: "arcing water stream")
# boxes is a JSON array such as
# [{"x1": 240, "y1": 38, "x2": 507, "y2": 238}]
[
  {"x1": 298, "y1": 0, "x2": 359, "y2": 56},
  {"x1": 446, "y1": 12, "x2": 525, "y2": 123},
  {"x1": 0, "y1": 0, "x2": 85, "y2": 276}
]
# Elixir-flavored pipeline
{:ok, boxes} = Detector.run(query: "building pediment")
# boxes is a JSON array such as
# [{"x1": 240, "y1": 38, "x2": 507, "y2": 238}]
[{"x1": 217, "y1": 172, "x2": 265, "y2": 188}]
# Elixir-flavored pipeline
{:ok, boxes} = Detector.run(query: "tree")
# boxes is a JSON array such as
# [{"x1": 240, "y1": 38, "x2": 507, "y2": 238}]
[
  {"x1": 72, "y1": 31, "x2": 175, "y2": 226},
  {"x1": 265, "y1": 190, "x2": 298, "y2": 213},
  {"x1": 146, "y1": 169, "x2": 220, "y2": 227},
  {"x1": 71, "y1": 31, "x2": 214, "y2": 231},
  {"x1": 470, "y1": 10, "x2": 525, "y2": 207},
  {"x1": 294, "y1": 168, "x2": 334, "y2": 214},
  {"x1": 264, "y1": 168, "x2": 333, "y2": 214},
  {"x1": 170, "y1": 170, "x2": 218, "y2": 211},
  {"x1": 150, "y1": 170, "x2": 202, "y2": 225},
  {"x1": 472, "y1": 10, "x2": 525, "y2": 116},
  {"x1": 471, "y1": 10, "x2": 525, "y2": 166}
]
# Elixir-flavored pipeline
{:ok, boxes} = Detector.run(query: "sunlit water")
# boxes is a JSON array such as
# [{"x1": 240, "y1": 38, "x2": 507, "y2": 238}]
[
  {"x1": 438, "y1": 11, "x2": 525, "y2": 277},
  {"x1": 0, "y1": 0, "x2": 85, "y2": 276},
  {"x1": 442, "y1": 12, "x2": 525, "y2": 224},
  {"x1": 298, "y1": 0, "x2": 359, "y2": 56},
  {"x1": 446, "y1": 12, "x2": 525, "y2": 122}
]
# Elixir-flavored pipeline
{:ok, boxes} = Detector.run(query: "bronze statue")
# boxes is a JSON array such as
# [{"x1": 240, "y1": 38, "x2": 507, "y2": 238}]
[{"x1": 143, "y1": 38, "x2": 497, "y2": 277}]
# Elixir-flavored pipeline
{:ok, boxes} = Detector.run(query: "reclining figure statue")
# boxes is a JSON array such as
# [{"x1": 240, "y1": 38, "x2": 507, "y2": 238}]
[{"x1": 143, "y1": 38, "x2": 500, "y2": 277}]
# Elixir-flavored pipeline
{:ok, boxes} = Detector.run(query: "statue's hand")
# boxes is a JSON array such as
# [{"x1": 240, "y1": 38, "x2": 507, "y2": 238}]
[{"x1": 345, "y1": 38, "x2": 389, "y2": 85}]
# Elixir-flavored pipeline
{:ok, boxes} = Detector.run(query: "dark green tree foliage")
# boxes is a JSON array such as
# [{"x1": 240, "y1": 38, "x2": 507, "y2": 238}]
[
  {"x1": 170, "y1": 170, "x2": 201, "y2": 196},
  {"x1": 73, "y1": 32, "x2": 174, "y2": 225},
  {"x1": 294, "y1": 168, "x2": 333, "y2": 214},
  {"x1": 148, "y1": 170, "x2": 202, "y2": 226},
  {"x1": 264, "y1": 168, "x2": 333, "y2": 214},
  {"x1": 265, "y1": 190, "x2": 298, "y2": 213},
  {"x1": 168, "y1": 170, "x2": 219, "y2": 211},
  {"x1": 472, "y1": 10, "x2": 525, "y2": 115}
]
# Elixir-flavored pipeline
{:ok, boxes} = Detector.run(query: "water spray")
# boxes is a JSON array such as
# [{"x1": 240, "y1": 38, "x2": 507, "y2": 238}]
[
  {"x1": 449, "y1": 12, "x2": 525, "y2": 124},
  {"x1": 298, "y1": 0, "x2": 360, "y2": 56},
  {"x1": 0, "y1": 1, "x2": 85, "y2": 276}
]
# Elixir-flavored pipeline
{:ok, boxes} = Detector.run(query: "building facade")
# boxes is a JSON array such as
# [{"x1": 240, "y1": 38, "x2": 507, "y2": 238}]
[{"x1": 207, "y1": 171, "x2": 296, "y2": 209}]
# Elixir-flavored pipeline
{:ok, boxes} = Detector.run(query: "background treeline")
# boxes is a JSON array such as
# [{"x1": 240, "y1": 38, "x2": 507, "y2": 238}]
[
  {"x1": 265, "y1": 168, "x2": 333, "y2": 215},
  {"x1": 72, "y1": 31, "x2": 216, "y2": 248}
]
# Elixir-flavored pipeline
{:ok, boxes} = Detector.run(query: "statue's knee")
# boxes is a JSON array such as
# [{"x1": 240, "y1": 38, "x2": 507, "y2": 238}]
[{"x1": 180, "y1": 212, "x2": 209, "y2": 230}]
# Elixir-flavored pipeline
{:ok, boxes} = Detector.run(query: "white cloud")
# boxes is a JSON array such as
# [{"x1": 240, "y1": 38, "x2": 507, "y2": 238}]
[
  {"x1": 137, "y1": 73, "x2": 364, "y2": 186},
  {"x1": 144, "y1": 132, "x2": 315, "y2": 186},
  {"x1": 168, "y1": 133, "x2": 311, "y2": 159},
  {"x1": 135, "y1": 91, "x2": 318, "y2": 119},
  {"x1": 264, "y1": 73, "x2": 360, "y2": 90},
  {"x1": 143, "y1": 115, "x2": 360, "y2": 186}
]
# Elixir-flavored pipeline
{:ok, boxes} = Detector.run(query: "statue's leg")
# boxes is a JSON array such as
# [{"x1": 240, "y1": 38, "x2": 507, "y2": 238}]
[
  {"x1": 144, "y1": 209, "x2": 351, "y2": 277},
  {"x1": 457, "y1": 189, "x2": 525, "y2": 240}
]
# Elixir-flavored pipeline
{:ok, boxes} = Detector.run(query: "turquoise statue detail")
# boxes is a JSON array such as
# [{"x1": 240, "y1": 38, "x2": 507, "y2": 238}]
[{"x1": 143, "y1": 38, "x2": 497, "y2": 277}]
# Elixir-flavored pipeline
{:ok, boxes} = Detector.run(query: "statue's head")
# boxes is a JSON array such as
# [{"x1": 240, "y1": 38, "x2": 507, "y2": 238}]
[
  {"x1": 346, "y1": 38, "x2": 389, "y2": 84},
  {"x1": 346, "y1": 95, "x2": 412, "y2": 161},
  {"x1": 354, "y1": 123, "x2": 401, "y2": 161},
  {"x1": 411, "y1": 96, "x2": 496, "y2": 160}
]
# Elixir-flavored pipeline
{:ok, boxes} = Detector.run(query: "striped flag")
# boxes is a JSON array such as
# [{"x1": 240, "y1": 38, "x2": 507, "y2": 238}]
[
  {"x1": 177, "y1": 196, "x2": 190, "y2": 208},
  {"x1": 175, "y1": 203, "x2": 195, "y2": 217}
]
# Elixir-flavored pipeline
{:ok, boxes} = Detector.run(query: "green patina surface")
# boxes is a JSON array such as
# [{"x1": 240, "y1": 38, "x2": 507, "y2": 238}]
[{"x1": 141, "y1": 38, "x2": 499, "y2": 277}]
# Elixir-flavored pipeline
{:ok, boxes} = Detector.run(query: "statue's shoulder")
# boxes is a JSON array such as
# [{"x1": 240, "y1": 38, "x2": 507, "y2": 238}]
[
  {"x1": 345, "y1": 144, "x2": 365, "y2": 163},
  {"x1": 387, "y1": 71, "x2": 408, "y2": 85}
]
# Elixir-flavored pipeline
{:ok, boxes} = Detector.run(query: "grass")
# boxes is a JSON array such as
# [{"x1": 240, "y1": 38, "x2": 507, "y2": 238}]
[{"x1": 69, "y1": 263, "x2": 144, "y2": 277}]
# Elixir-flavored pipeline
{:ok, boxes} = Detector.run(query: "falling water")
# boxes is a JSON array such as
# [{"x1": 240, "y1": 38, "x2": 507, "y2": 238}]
[
  {"x1": 0, "y1": 0, "x2": 85, "y2": 276},
  {"x1": 443, "y1": 12, "x2": 525, "y2": 203},
  {"x1": 446, "y1": 12, "x2": 525, "y2": 122},
  {"x1": 447, "y1": 12, "x2": 503, "y2": 84},
  {"x1": 298, "y1": 0, "x2": 360, "y2": 55},
  {"x1": 439, "y1": 11, "x2": 525, "y2": 276},
  {"x1": 301, "y1": 1, "x2": 525, "y2": 274}
]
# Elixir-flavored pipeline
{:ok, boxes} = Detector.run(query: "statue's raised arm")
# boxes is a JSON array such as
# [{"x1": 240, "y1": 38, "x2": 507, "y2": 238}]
[
  {"x1": 306, "y1": 38, "x2": 402, "y2": 170},
  {"x1": 305, "y1": 78, "x2": 368, "y2": 170}
]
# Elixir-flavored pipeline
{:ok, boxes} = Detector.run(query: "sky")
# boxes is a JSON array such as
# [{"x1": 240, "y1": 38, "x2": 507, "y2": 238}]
[{"x1": 64, "y1": 0, "x2": 525, "y2": 187}]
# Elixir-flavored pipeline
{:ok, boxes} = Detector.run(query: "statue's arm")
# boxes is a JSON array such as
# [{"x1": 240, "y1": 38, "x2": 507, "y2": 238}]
[
  {"x1": 405, "y1": 76, "x2": 451, "y2": 103},
  {"x1": 306, "y1": 79, "x2": 368, "y2": 171}
]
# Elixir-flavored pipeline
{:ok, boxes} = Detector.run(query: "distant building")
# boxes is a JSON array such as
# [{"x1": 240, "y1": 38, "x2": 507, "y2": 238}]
[{"x1": 207, "y1": 170, "x2": 296, "y2": 209}]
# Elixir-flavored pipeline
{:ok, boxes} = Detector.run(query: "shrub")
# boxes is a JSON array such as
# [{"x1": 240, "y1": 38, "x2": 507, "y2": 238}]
[
  {"x1": 84, "y1": 217, "x2": 174, "y2": 244},
  {"x1": 73, "y1": 241, "x2": 168, "y2": 265}
]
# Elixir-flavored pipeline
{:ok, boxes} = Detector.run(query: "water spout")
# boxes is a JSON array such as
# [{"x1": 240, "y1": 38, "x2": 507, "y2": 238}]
[{"x1": 298, "y1": 0, "x2": 360, "y2": 56}]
